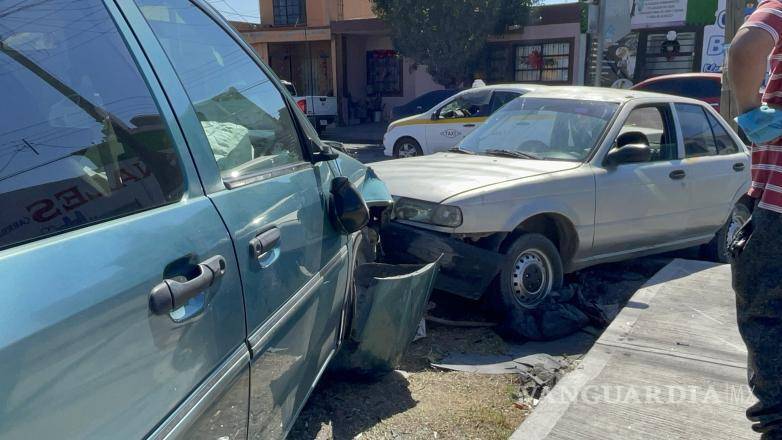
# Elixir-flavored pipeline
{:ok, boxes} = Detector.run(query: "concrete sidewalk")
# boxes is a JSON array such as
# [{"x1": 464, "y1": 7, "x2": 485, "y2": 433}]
[{"x1": 511, "y1": 259, "x2": 759, "y2": 440}]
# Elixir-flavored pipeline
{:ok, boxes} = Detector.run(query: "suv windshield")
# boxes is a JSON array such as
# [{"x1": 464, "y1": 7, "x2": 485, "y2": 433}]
[{"x1": 459, "y1": 98, "x2": 618, "y2": 161}]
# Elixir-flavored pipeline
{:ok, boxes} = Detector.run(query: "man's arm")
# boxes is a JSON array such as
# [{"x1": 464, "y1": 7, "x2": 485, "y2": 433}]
[{"x1": 729, "y1": 27, "x2": 776, "y2": 114}]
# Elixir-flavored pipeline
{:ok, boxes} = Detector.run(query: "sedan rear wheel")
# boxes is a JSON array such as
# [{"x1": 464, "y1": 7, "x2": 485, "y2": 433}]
[{"x1": 704, "y1": 202, "x2": 752, "y2": 263}]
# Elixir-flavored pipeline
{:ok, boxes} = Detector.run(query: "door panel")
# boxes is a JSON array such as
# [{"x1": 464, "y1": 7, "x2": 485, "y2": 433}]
[
  {"x1": 0, "y1": 1, "x2": 248, "y2": 437},
  {"x1": 0, "y1": 202, "x2": 248, "y2": 440},
  {"x1": 426, "y1": 90, "x2": 491, "y2": 152},
  {"x1": 128, "y1": 1, "x2": 349, "y2": 437},
  {"x1": 676, "y1": 104, "x2": 750, "y2": 236},
  {"x1": 593, "y1": 161, "x2": 689, "y2": 254},
  {"x1": 593, "y1": 104, "x2": 690, "y2": 255}
]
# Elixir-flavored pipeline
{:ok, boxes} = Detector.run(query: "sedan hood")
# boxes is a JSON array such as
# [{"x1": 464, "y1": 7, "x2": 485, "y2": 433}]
[{"x1": 371, "y1": 153, "x2": 580, "y2": 203}]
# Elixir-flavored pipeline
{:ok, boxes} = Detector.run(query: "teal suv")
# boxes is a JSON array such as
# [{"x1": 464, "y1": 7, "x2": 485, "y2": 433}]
[{"x1": 0, "y1": 1, "x2": 437, "y2": 438}]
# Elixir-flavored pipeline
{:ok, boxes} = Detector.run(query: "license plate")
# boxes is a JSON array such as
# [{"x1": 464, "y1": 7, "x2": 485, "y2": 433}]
[{"x1": 319, "y1": 120, "x2": 328, "y2": 126}]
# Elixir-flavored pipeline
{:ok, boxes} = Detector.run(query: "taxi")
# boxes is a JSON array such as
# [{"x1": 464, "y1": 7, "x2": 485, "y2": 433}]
[{"x1": 383, "y1": 84, "x2": 543, "y2": 158}]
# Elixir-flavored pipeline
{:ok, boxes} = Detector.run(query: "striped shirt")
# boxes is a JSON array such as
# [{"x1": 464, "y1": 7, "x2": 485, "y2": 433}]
[{"x1": 742, "y1": 0, "x2": 782, "y2": 212}]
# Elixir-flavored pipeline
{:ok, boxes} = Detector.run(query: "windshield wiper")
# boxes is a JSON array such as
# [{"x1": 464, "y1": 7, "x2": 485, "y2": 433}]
[
  {"x1": 484, "y1": 149, "x2": 541, "y2": 160},
  {"x1": 447, "y1": 146, "x2": 475, "y2": 154}
]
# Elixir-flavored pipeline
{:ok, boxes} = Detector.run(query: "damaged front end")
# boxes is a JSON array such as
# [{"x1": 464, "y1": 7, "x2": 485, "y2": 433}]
[
  {"x1": 330, "y1": 160, "x2": 441, "y2": 376},
  {"x1": 381, "y1": 221, "x2": 504, "y2": 300}
]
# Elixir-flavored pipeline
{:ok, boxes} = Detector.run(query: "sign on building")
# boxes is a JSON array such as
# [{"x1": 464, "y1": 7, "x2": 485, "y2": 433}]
[
  {"x1": 700, "y1": 0, "x2": 757, "y2": 73},
  {"x1": 631, "y1": 0, "x2": 688, "y2": 28}
]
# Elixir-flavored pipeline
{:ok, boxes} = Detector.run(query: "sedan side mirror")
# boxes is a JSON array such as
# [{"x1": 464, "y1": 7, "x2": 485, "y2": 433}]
[
  {"x1": 329, "y1": 177, "x2": 369, "y2": 234},
  {"x1": 605, "y1": 144, "x2": 652, "y2": 166}
]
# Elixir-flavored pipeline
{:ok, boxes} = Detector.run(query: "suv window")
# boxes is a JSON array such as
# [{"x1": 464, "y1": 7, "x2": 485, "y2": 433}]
[
  {"x1": 136, "y1": 0, "x2": 304, "y2": 179},
  {"x1": 707, "y1": 112, "x2": 740, "y2": 155},
  {"x1": 618, "y1": 106, "x2": 678, "y2": 161},
  {"x1": 0, "y1": 0, "x2": 185, "y2": 250},
  {"x1": 676, "y1": 104, "x2": 719, "y2": 158},
  {"x1": 438, "y1": 90, "x2": 491, "y2": 120},
  {"x1": 490, "y1": 91, "x2": 522, "y2": 113}
]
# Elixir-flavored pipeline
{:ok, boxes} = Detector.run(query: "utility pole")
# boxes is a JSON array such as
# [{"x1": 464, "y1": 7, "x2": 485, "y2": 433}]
[
  {"x1": 721, "y1": 0, "x2": 746, "y2": 126},
  {"x1": 593, "y1": 0, "x2": 607, "y2": 87}
]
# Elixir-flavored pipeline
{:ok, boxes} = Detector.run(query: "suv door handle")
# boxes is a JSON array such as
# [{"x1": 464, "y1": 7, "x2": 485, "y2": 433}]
[
  {"x1": 669, "y1": 170, "x2": 686, "y2": 180},
  {"x1": 250, "y1": 227, "x2": 281, "y2": 267},
  {"x1": 733, "y1": 162, "x2": 746, "y2": 172},
  {"x1": 150, "y1": 255, "x2": 227, "y2": 315}
]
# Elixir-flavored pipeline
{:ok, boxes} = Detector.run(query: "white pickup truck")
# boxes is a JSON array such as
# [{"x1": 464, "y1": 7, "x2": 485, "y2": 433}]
[{"x1": 281, "y1": 80, "x2": 337, "y2": 134}]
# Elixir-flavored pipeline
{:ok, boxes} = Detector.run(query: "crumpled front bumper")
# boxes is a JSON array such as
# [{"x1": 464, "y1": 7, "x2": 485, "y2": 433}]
[
  {"x1": 380, "y1": 221, "x2": 504, "y2": 300},
  {"x1": 330, "y1": 258, "x2": 441, "y2": 376}
]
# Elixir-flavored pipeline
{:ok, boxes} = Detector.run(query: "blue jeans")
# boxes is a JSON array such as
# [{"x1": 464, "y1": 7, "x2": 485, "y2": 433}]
[{"x1": 732, "y1": 206, "x2": 782, "y2": 439}]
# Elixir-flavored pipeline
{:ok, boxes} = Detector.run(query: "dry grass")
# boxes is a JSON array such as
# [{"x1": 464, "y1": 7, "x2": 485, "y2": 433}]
[{"x1": 289, "y1": 325, "x2": 526, "y2": 440}]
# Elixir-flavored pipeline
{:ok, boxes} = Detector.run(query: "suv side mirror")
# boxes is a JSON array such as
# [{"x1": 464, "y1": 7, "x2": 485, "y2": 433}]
[
  {"x1": 310, "y1": 138, "x2": 339, "y2": 163},
  {"x1": 605, "y1": 144, "x2": 652, "y2": 166},
  {"x1": 329, "y1": 177, "x2": 369, "y2": 234}
]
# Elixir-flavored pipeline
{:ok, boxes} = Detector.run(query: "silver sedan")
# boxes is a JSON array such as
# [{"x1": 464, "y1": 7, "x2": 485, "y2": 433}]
[{"x1": 372, "y1": 87, "x2": 750, "y2": 315}]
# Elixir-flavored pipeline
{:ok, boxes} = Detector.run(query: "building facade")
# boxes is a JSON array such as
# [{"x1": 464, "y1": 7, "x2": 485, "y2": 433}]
[{"x1": 228, "y1": 0, "x2": 587, "y2": 123}]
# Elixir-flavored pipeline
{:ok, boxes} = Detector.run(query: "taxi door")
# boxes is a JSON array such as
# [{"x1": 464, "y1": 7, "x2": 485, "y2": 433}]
[{"x1": 426, "y1": 89, "x2": 492, "y2": 153}]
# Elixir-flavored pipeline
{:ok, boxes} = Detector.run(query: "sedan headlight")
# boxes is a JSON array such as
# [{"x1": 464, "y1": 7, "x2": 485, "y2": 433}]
[{"x1": 394, "y1": 198, "x2": 463, "y2": 227}]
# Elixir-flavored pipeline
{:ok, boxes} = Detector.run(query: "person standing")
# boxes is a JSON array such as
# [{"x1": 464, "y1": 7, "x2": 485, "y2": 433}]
[{"x1": 729, "y1": 1, "x2": 782, "y2": 438}]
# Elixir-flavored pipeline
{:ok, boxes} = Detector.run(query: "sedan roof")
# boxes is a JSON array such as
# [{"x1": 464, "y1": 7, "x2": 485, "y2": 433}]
[{"x1": 522, "y1": 86, "x2": 705, "y2": 105}]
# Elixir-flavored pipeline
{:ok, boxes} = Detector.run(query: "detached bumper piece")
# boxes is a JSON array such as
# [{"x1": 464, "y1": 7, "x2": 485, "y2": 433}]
[
  {"x1": 381, "y1": 222, "x2": 503, "y2": 300},
  {"x1": 331, "y1": 258, "x2": 440, "y2": 377}
]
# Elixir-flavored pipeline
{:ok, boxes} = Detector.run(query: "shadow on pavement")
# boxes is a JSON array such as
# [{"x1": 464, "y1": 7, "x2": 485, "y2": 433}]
[{"x1": 288, "y1": 370, "x2": 416, "y2": 440}]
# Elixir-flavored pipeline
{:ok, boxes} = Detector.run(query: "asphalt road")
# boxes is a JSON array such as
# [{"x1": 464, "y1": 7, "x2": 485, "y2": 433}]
[{"x1": 336, "y1": 143, "x2": 389, "y2": 164}]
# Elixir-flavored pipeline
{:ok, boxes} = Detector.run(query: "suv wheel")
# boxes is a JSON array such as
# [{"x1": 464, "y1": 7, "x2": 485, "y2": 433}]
[
  {"x1": 393, "y1": 137, "x2": 423, "y2": 158},
  {"x1": 498, "y1": 234, "x2": 563, "y2": 311},
  {"x1": 704, "y1": 202, "x2": 752, "y2": 263}
]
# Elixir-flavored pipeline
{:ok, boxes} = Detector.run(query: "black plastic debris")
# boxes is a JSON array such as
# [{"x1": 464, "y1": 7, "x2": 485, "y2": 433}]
[
  {"x1": 330, "y1": 258, "x2": 441, "y2": 378},
  {"x1": 498, "y1": 283, "x2": 610, "y2": 342}
]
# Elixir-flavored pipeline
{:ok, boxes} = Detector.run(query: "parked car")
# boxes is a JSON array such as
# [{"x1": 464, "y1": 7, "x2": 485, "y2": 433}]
[
  {"x1": 391, "y1": 89, "x2": 461, "y2": 121},
  {"x1": 383, "y1": 84, "x2": 544, "y2": 158},
  {"x1": 632, "y1": 73, "x2": 722, "y2": 111},
  {"x1": 373, "y1": 87, "x2": 751, "y2": 321},
  {"x1": 0, "y1": 1, "x2": 437, "y2": 439},
  {"x1": 280, "y1": 79, "x2": 338, "y2": 134}
]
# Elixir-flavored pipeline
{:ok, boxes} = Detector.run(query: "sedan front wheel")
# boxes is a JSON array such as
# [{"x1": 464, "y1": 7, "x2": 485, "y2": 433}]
[
  {"x1": 393, "y1": 137, "x2": 423, "y2": 158},
  {"x1": 498, "y1": 233, "x2": 564, "y2": 311}
]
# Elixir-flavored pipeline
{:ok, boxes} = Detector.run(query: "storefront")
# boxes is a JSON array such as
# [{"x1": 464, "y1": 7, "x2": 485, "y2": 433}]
[
  {"x1": 484, "y1": 3, "x2": 588, "y2": 85},
  {"x1": 331, "y1": 18, "x2": 443, "y2": 123},
  {"x1": 591, "y1": 0, "x2": 756, "y2": 87}
]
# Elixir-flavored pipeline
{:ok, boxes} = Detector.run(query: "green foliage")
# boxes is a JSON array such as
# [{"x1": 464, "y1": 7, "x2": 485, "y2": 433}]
[{"x1": 372, "y1": 0, "x2": 534, "y2": 87}]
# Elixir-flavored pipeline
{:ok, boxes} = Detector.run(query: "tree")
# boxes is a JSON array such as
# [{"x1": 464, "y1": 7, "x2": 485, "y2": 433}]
[{"x1": 372, "y1": 0, "x2": 534, "y2": 87}]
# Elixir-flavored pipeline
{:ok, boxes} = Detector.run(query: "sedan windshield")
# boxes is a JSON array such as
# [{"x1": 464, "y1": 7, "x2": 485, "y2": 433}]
[{"x1": 459, "y1": 98, "x2": 618, "y2": 161}]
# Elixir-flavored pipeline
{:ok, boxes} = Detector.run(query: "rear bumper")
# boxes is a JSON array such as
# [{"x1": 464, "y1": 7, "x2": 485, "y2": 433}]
[
  {"x1": 308, "y1": 115, "x2": 336, "y2": 126},
  {"x1": 380, "y1": 221, "x2": 503, "y2": 300}
]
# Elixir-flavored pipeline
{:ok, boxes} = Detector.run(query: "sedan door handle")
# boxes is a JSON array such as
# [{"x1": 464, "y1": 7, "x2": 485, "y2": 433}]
[
  {"x1": 150, "y1": 255, "x2": 227, "y2": 315},
  {"x1": 733, "y1": 162, "x2": 746, "y2": 172},
  {"x1": 462, "y1": 123, "x2": 476, "y2": 128},
  {"x1": 669, "y1": 170, "x2": 686, "y2": 180}
]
